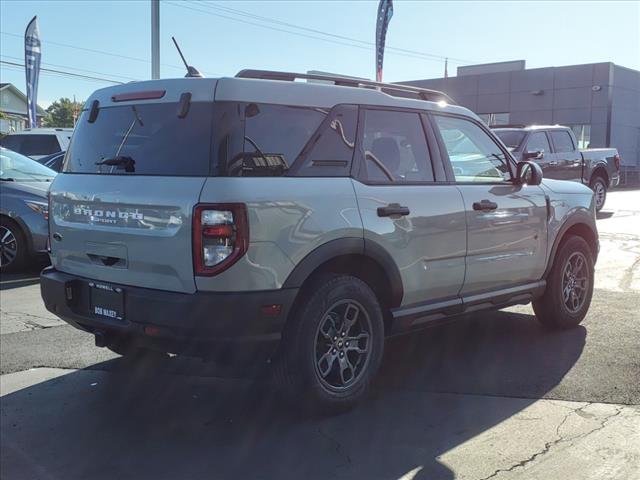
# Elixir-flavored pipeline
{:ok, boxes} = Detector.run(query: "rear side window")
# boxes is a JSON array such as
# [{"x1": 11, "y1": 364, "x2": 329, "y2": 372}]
[
  {"x1": 0, "y1": 134, "x2": 60, "y2": 156},
  {"x1": 361, "y1": 109, "x2": 434, "y2": 183},
  {"x1": 236, "y1": 104, "x2": 325, "y2": 176},
  {"x1": 64, "y1": 102, "x2": 213, "y2": 175},
  {"x1": 549, "y1": 131, "x2": 575, "y2": 153},
  {"x1": 290, "y1": 105, "x2": 357, "y2": 177}
]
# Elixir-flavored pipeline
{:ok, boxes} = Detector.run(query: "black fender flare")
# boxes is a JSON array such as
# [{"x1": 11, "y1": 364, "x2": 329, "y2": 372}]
[
  {"x1": 282, "y1": 237, "x2": 404, "y2": 307},
  {"x1": 589, "y1": 163, "x2": 609, "y2": 184},
  {"x1": 543, "y1": 213, "x2": 598, "y2": 278}
]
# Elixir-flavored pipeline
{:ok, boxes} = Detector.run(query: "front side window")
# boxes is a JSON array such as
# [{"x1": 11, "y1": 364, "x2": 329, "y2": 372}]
[
  {"x1": 494, "y1": 129, "x2": 526, "y2": 150},
  {"x1": 550, "y1": 131, "x2": 575, "y2": 153},
  {"x1": 434, "y1": 115, "x2": 512, "y2": 183},
  {"x1": 361, "y1": 109, "x2": 434, "y2": 183},
  {"x1": 526, "y1": 132, "x2": 551, "y2": 154}
]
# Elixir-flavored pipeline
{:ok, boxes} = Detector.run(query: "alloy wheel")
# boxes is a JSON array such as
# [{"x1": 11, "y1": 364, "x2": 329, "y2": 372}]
[
  {"x1": 0, "y1": 226, "x2": 18, "y2": 268},
  {"x1": 561, "y1": 251, "x2": 589, "y2": 313},
  {"x1": 593, "y1": 181, "x2": 606, "y2": 210},
  {"x1": 314, "y1": 300, "x2": 373, "y2": 392}
]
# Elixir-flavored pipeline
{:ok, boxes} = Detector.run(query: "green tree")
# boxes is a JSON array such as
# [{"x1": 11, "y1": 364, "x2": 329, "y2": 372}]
[{"x1": 43, "y1": 97, "x2": 84, "y2": 128}]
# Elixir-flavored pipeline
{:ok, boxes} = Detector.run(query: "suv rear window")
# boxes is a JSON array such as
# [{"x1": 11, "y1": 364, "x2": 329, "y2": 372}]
[
  {"x1": 64, "y1": 102, "x2": 213, "y2": 175},
  {"x1": 0, "y1": 134, "x2": 60, "y2": 157}
]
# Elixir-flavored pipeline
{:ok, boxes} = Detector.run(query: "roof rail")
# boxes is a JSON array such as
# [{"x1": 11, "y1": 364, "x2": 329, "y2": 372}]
[
  {"x1": 235, "y1": 69, "x2": 455, "y2": 104},
  {"x1": 490, "y1": 124, "x2": 526, "y2": 129}
]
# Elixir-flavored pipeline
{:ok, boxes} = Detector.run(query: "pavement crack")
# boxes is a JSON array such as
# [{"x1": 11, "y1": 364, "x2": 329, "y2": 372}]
[
  {"x1": 316, "y1": 426, "x2": 352, "y2": 472},
  {"x1": 477, "y1": 404, "x2": 623, "y2": 480}
]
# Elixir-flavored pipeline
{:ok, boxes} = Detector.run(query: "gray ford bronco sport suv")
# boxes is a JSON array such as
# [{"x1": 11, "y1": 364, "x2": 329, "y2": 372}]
[{"x1": 41, "y1": 70, "x2": 598, "y2": 412}]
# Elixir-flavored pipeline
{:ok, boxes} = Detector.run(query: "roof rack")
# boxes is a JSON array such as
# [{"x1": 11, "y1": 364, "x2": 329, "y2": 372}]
[{"x1": 235, "y1": 69, "x2": 455, "y2": 105}]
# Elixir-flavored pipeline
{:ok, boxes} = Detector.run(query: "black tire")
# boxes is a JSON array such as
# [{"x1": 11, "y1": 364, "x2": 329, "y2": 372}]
[
  {"x1": 533, "y1": 235, "x2": 594, "y2": 330},
  {"x1": 274, "y1": 274, "x2": 385, "y2": 414},
  {"x1": 590, "y1": 175, "x2": 607, "y2": 212},
  {"x1": 0, "y1": 217, "x2": 28, "y2": 273}
]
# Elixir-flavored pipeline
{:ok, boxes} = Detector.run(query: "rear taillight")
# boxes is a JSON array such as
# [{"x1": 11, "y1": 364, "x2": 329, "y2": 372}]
[
  {"x1": 193, "y1": 204, "x2": 248, "y2": 276},
  {"x1": 614, "y1": 154, "x2": 621, "y2": 172}
]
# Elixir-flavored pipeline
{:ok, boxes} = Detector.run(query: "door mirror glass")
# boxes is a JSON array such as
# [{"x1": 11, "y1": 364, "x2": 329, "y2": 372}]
[{"x1": 516, "y1": 160, "x2": 543, "y2": 185}]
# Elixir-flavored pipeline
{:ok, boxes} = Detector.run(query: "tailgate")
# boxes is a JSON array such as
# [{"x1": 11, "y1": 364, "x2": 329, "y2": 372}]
[{"x1": 49, "y1": 174, "x2": 205, "y2": 293}]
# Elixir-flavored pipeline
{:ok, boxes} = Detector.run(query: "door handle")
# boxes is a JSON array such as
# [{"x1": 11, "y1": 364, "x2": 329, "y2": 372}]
[
  {"x1": 377, "y1": 203, "x2": 410, "y2": 218},
  {"x1": 548, "y1": 161, "x2": 559, "y2": 166},
  {"x1": 472, "y1": 200, "x2": 498, "y2": 211}
]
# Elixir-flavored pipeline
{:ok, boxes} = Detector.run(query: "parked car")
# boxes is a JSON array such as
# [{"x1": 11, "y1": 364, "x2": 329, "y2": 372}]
[
  {"x1": 0, "y1": 147, "x2": 54, "y2": 271},
  {"x1": 493, "y1": 125, "x2": 620, "y2": 211},
  {"x1": 40, "y1": 71, "x2": 598, "y2": 412},
  {"x1": 37, "y1": 151, "x2": 66, "y2": 172},
  {"x1": 0, "y1": 128, "x2": 72, "y2": 160}
]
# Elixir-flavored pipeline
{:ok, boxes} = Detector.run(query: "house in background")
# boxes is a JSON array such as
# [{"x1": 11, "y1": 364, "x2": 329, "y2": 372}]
[{"x1": 0, "y1": 83, "x2": 46, "y2": 134}]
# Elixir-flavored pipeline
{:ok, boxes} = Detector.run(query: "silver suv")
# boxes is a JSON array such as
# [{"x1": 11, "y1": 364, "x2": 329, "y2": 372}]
[{"x1": 40, "y1": 70, "x2": 598, "y2": 412}]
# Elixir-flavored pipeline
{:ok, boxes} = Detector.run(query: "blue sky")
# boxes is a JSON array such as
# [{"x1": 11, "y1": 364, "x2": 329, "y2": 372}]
[{"x1": 1, "y1": 0, "x2": 639, "y2": 107}]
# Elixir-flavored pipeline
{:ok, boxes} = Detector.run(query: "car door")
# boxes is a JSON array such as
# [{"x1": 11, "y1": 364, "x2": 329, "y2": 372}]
[
  {"x1": 352, "y1": 108, "x2": 467, "y2": 310},
  {"x1": 431, "y1": 114, "x2": 548, "y2": 296},
  {"x1": 523, "y1": 131, "x2": 557, "y2": 178},
  {"x1": 549, "y1": 130, "x2": 582, "y2": 181}
]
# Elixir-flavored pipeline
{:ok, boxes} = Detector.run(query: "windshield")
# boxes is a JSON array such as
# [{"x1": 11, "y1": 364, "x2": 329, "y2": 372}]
[
  {"x1": 494, "y1": 130, "x2": 527, "y2": 149},
  {"x1": 64, "y1": 102, "x2": 213, "y2": 175},
  {"x1": 0, "y1": 148, "x2": 56, "y2": 181}
]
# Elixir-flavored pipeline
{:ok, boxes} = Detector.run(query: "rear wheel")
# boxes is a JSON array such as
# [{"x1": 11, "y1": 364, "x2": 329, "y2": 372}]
[
  {"x1": 533, "y1": 235, "x2": 594, "y2": 329},
  {"x1": 0, "y1": 218, "x2": 27, "y2": 272},
  {"x1": 590, "y1": 175, "x2": 607, "y2": 212},
  {"x1": 275, "y1": 275, "x2": 385, "y2": 413}
]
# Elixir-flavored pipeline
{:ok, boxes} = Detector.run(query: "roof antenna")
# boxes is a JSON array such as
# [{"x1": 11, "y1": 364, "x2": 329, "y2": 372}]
[{"x1": 171, "y1": 37, "x2": 203, "y2": 78}]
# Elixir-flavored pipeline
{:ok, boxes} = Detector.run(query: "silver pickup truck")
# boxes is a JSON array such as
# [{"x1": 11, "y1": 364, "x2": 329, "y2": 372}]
[{"x1": 493, "y1": 125, "x2": 620, "y2": 211}]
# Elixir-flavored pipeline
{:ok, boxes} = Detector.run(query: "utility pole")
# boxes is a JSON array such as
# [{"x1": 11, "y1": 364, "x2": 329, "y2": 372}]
[{"x1": 151, "y1": 0, "x2": 160, "y2": 79}]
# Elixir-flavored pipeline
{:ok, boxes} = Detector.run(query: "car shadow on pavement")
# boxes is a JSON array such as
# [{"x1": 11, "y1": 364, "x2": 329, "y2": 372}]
[
  {"x1": 0, "y1": 259, "x2": 49, "y2": 291},
  {"x1": 1, "y1": 310, "x2": 586, "y2": 480}
]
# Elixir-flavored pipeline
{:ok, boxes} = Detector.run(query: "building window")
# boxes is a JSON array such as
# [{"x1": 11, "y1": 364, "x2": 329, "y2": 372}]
[
  {"x1": 569, "y1": 125, "x2": 591, "y2": 149},
  {"x1": 478, "y1": 112, "x2": 510, "y2": 126}
]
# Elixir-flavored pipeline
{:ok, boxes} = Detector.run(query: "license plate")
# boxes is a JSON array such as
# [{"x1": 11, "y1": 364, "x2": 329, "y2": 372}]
[{"x1": 89, "y1": 282, "x2": 124, "y2": 321}]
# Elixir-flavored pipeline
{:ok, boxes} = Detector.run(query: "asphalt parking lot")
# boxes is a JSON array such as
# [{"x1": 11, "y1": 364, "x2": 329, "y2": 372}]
[{"x1": 1, "y1": 189, "x2": 639, "y2": 480}]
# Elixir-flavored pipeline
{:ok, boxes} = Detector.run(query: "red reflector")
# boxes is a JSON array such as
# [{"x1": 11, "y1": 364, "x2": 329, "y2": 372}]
[
  {"x1": 112, "y1": 90, "x2": 166, "y2": 102},
  {"x1": 261, "y1": 304, "x2": 282, "y2": 317},
  {"x1": 614, "y1": 154, "x2": 621, "y2": 171},
  {"x1": 202, "y1": 225, "x2": 233, "y2": 238},
  {"x1": 144, "y1": 326, "x2": 161, "y2": 336}
]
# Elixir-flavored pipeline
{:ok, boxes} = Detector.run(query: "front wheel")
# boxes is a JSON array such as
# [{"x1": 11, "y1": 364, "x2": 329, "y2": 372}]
[
  {"x1": 590, "y1": 175, "x2": 607, "y2": 212},
  {"x1": 275, "y1": 275, "x2": 385, "y2": 413},
  {"x1": 0, "y1": 218, "x2": 27, "y2": 272},
  {"x1": 533, "y1": 235, "x2": 594, "y2": 329}
]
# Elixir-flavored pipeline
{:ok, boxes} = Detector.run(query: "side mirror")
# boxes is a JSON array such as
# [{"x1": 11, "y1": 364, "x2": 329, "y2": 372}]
[
  {"x1": 516, "y1": 160, "x2": 543, "y2": 186},
  {"x1": 523, "y1": 150, "x2": 543, "y2": 160}
]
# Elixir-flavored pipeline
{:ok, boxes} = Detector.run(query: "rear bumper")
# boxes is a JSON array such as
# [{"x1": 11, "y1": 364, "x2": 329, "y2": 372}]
[{"x1": 40, "y1": 267, "x2": 297, "y2": 358}]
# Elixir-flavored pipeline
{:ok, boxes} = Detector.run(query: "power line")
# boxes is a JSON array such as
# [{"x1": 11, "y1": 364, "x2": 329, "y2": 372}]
[
  {"x1": 0, "y1": 31, "x2": 223, "y2": 77},
  {"x1": 0, "y1": 60, "x2": 124, "y2": 84},
  {"x1": 170, "y1": 0, "x2": 475, "y2": 65},
  {"x1": 1, "y1": 54, "x2": 140, "y2": 82},
  {"x1": 198, "y1": 1, "x2": 476, "y2": 64}
]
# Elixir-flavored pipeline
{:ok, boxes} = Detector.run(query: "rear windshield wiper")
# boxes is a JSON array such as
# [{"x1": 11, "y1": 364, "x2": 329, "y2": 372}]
[
  {"x1": 0, "y1": 177, "x2": 16, "y2": 182},
  {"x1": 95, "y1": 156, "x2": 135, "y2": 173}
]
